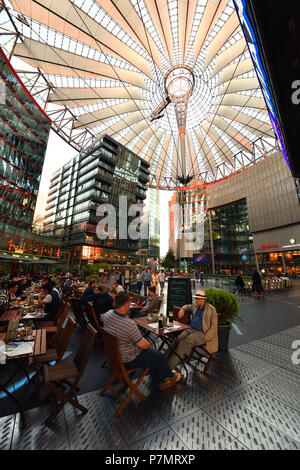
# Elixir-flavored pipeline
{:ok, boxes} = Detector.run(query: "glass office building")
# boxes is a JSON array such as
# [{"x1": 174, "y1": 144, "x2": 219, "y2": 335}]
[
  {"x1": 44, "y1": 135, "x2": 150, "y2": 267},
  {"x1": 0, "y1": 46, "x2": 51, "y2": 229},
  {"x1": 210, "y1": 201, "x2": 255, "y2": 274},
  {"x1": 141, "y1": 188, "x2": 160, "y2": 264}
]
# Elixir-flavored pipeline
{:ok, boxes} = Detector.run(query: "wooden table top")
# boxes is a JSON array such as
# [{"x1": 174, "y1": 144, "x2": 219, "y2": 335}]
[
  {"x1": 0, "y1": 307, "x2": 45, "y2": 323},
  {"x1": 133, "y1": 317, "x2": 190, "y2": 336},
  {"x1": 0, "y1": 329, "x2": 47, "y2": 358}
]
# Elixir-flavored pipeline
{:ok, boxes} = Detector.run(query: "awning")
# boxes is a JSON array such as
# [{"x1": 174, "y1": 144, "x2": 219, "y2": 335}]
[{"x1": 0, "y1": 252, "x2": 59, "y2": 264}]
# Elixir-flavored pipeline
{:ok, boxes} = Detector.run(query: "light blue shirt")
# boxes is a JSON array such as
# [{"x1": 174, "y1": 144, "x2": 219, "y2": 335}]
[
  {"x1": 191, "y1": 306, "x2": 204, "y2": 332},
  {"x1": 141, "y1": 270, "x2": 151, "y2": 282}
]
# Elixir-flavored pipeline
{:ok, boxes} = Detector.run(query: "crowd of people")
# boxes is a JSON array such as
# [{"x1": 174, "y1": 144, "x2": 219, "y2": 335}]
[{"x1": 0, "y1": 268, "x2": 220, "y2": 393}]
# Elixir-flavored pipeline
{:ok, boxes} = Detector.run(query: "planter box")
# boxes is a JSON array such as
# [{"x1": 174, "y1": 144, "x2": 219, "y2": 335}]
[{"x1": 218, "y1": 326, "x2": 231, "y2": 352}]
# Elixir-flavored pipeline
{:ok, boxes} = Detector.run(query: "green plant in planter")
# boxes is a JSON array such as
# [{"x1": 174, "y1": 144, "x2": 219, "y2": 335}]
[{"x1": 205, "y1": 288, "x2": 243, "y2": 327}]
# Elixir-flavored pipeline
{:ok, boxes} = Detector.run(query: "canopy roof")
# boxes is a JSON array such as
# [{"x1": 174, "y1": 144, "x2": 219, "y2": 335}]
[{"x1": 0, "y1": 0, "x2": 278, "y2": 187}]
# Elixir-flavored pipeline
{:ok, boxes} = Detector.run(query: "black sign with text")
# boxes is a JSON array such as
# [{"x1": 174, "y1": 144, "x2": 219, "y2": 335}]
[{"x1": 166, "y1": 277, "x2": 192, "y2": 314}]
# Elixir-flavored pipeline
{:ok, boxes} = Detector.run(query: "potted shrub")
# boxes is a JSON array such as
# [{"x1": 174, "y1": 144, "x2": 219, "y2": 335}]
[{"x1": 205, "y1": 288, "x2": 242, "y2": 352}]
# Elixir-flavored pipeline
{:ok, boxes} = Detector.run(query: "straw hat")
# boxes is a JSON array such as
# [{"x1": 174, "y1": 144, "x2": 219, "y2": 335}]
[{"x1": 193, "y1": 290, "x2": 206, "y2": 299}]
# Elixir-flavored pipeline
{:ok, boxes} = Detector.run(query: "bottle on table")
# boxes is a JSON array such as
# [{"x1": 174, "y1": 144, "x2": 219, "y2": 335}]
[{"x1": 158, "y1": 313, "x2": 163, "y2": 330}]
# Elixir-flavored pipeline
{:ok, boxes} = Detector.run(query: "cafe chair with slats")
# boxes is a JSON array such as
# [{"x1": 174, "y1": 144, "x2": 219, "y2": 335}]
[
  {"x1": 45, "y1": 302, "x2": 70, "y2": 348},
  {"x1": 36, "y1": 300, "x2": 66, "y2": 329},
  {"x1": 85, "y1": 302, "x2": 103, "y2": 348},
  {"x1": 99, "y1": 328, "x2": 149, "y2": 417},
  {"x1": 29, "y1": 316, "x2": 76, "y2": 395},
  {"x1": 41, "y1": 324, "x2": 97, "y2": 426},
  {"x1": 71, "y1": 297, "x2": 87, "y2": 327}
]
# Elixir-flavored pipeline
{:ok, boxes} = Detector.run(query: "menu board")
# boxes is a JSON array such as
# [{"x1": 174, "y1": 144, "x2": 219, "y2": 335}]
[{"x1": 166, "y1": 277, "x2": 192, "y2": 314}]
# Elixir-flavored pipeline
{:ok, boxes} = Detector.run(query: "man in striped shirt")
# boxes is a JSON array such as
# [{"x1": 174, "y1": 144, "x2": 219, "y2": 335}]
[{"x1": 102, "y1": 292, "x2": 181, "y2": 390}]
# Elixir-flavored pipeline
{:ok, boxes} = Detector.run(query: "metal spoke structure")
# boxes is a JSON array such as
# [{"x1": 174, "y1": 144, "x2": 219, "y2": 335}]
[{"x1": 0, "y1": 0, "x2": 279, "y2": 189}]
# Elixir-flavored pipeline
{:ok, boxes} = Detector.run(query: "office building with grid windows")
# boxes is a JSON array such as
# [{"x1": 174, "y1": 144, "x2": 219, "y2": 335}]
[{"x1": 44, "y1": 135, "x2": 150, "y2": 267}]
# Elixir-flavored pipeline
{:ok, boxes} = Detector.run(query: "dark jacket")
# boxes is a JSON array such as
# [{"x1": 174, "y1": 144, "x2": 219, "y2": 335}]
[
  {"x1": 44, "y1": 289, "x2": 61, "y2": 321},
  {"x1": 80, "y1": 285, "x2": 95, "y2": 308},
  {"x1": 93, "y1": 292, "x2": 113, "y2": 317}
]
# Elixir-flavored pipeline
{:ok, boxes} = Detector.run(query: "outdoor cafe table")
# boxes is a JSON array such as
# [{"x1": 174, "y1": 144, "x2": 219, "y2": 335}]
[
  {"x1": 0, "y1": 328, "x2": 47, "y2": 427},
  {"x1": 0, "y1": 307, "x2": 46, "y2": 323},
  {"x1": 133, "y1": 317, "x2": 191, "y2": 373}
]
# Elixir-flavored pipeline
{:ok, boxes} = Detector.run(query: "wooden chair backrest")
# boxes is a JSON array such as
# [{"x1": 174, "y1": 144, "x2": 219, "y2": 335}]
[
  {"x1": 71, "y1": 297, "x2": 82, "y2": 316},
  {"x1": 73, "y1": 287, "x2": 81, "y2": 298},
  {"x1": 128, "y1": 292, "x2": 139, "y2": 303},
  {"x1": 53, "y1": 300, "x2": 66, "y2": 326},
  {"x1": 100, "y1": 328, "x2": 128, "y2": 383},
  {"x1": 86, "y1": 301, "x2": 101, "y2": 332},
  {"x1": 173, "y1": 305, "x2": 190, "y2": 325},
  {"x1": 56, "y1": 316, "x2": 76, "y2": 361},
  {"x1": 56, "y1": 302, "x2": 70, "y2": 331},
  {"x1": 74, "y1": 323, "x2": 96, "y2": 375}
]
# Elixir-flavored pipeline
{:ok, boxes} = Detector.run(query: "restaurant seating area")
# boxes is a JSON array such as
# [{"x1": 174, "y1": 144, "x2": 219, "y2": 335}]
[{"x1": 0, "y1": 279, "x2": 299, "y2": 450}]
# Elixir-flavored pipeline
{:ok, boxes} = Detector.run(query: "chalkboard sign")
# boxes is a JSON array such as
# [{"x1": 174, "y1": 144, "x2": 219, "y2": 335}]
[{"x1": 166, "y1": 277, "x2": 192, "y2": 314}]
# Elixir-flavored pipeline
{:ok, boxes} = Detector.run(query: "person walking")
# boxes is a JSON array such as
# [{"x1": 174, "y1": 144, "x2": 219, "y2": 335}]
[
  {"x1": 235, "y1": 271, "x2": 246, "y2": 300},
  {"x1": 151, "y1": 270, "x2": 159, "y2": 295},
  {"x1": 136, "y1": 271, "x2": 143, "y2": 296},
  {"x1": 141, "y1": 266, "x2": 151, "y2": 297},
  {"x1": 158, "y1": 269, "x2": 166, "y2": 296},
  {"x1": 252, "y1": 269, "x2": 264, "y2": 299}
]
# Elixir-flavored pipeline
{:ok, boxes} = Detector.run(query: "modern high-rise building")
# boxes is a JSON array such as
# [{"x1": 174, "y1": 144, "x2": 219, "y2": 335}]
[
  {"x1": 0, "y1": 47, "x2": 64, "y2": 272},
  {"x1": 0, "y1": 46, "x2": 51, "y2": 229},
  {"x1": 44, "y1": 135, "x2": 150, "y2": 267},
  {"x1": 141, "y1": 188, "x2": 160, "y2": 265}
]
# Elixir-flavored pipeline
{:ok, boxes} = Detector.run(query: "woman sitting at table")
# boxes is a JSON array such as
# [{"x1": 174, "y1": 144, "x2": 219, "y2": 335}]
[
  {"x1": 38, "y1": 282, "x2": 61, "y2": 321},
  {"x1": 0, "y1": 281, "x2": 18, "y2": 317}
]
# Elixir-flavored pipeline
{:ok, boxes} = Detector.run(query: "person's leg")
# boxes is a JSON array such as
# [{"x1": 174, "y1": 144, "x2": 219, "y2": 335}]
[
  {"x1": 168, "y1": 329, "x2": 206, "y2": 370},
  {"x1": 125, "y1": 349, "x2": 173, "y2": 386},
  {"x1": 165, "y1": 329, "x2": 192, "y2": 358}
]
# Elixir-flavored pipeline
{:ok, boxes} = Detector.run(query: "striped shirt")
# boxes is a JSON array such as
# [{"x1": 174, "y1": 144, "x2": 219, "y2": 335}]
[{"x1": 102, "y1": 309, "x2": 143, "y2": 363}]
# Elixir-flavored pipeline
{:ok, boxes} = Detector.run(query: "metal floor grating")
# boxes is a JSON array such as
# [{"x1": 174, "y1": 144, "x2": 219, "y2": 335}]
[{"x1": 0, "y1": 327, "x2": 299, "y2": 450}]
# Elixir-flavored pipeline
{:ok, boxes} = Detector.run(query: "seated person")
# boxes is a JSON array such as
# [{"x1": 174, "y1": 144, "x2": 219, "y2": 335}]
[
  {"x1": 113, "y1": 280, "x2": 124, "y2": 294},
  {"x1": 166, "y1": 290, "x2": 218, "y2": 370},
  {"x1": 93, "y1": 286, "x2": 116, "y2": 321},
  {"x1": 130, "y1": 286, "x2": 160, "y2": 318},
  {"x1": 102, "y1": 292, "x2": 181, "y2": 390},
  {"x1": 15, "y1": 278, "x2": 27, "y2": 297},
  {"x1": 38, "y1": 282, "x2": 62, "y2": 321},
  {"x1": 0, "y1": 281, "x2": 18, "y2": 316},
  {"x1": 80, "y1": 279, "x2": 97, "y2": 310}
]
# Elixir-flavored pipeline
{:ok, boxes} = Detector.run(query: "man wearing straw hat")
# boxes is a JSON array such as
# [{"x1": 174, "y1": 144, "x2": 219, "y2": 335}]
[{"x1": 166, "y1": 290, "x2": 218, "y2": 370}]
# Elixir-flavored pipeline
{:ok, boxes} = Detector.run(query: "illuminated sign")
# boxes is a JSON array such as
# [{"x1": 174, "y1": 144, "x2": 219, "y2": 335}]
[{"x1": 257, "y1": 245, "x2": 279, "y2": 251}]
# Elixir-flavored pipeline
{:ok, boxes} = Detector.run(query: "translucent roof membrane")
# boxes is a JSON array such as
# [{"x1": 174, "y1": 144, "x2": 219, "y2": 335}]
[{"x1": 4, "y1": 0, "x2": 277, "y2": 186}]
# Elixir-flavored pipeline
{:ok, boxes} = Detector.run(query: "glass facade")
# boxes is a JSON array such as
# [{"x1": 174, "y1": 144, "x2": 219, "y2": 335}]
[
  {"x1": 210, "y1": 201, "x2": 256, "y2": 274},
  {"x1": 0, "y1": 47, "x2": 51, "y2": 229},
  {"x1": 188, "y1": 199, "x2": 255, "y2": 274},
  {"x1": 141, "y1": 188, "x2": 160, "y2": 261},
  {"x1": 44, "y1": 135, "x2": 150, "y2": 266}
]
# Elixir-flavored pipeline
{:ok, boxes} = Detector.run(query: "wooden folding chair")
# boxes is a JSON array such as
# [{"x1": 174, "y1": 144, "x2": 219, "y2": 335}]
[
  {"x1": 99, "y1": 328, "x2": 149, "y2": 417},
  {"x1": 172, "y1": 306, "x2": 222, "y2": 375},
  {"x1": 71, "y1": 297, "x2": 87, "y2": 327},
  {"x1": 45, "y1": 302, "x2": 70, "y2": 348},
  {"x1": 41, "y1": 324, "x2": 97, "y2": 426},
  {"x1": 36, "y1": 300, "x2": 66, "y2": 329},
  {"x1": 185, "y1": 345, "x2": 222, "y2": 374},
  {"x1": 85, "y1": 302, "x2": 103, "y2": 348},
  {"x1": 29, "y1": 317, "x2": 76, "y2": 391}
]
